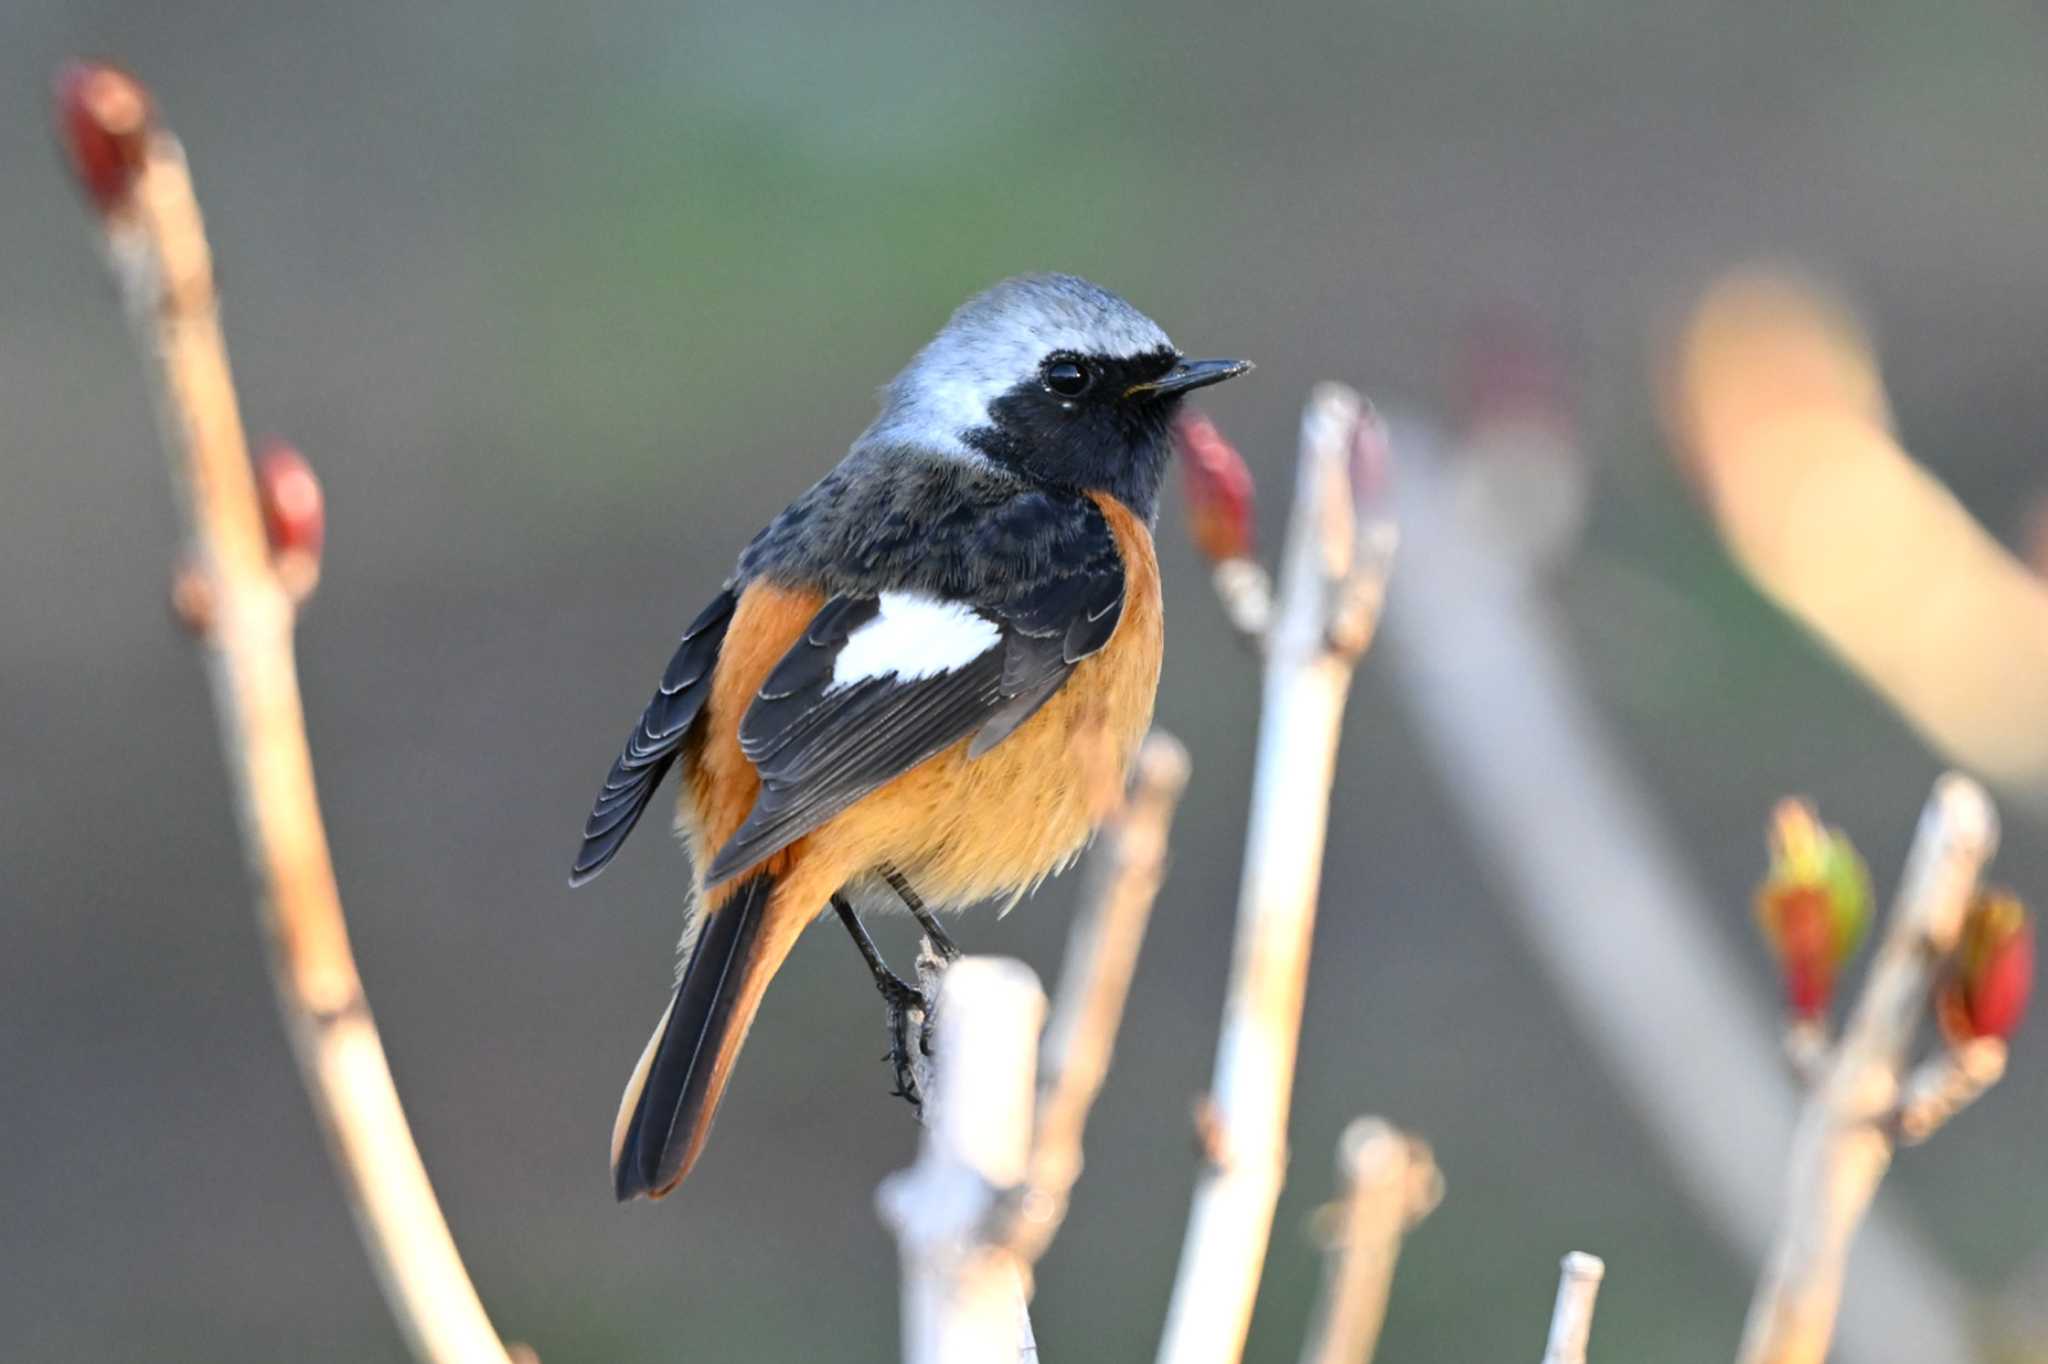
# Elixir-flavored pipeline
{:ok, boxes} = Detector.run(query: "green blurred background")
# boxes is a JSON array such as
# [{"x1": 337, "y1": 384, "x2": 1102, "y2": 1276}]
[{"x1": 7, "y1": 2, "x2": 2048, "y2": 1360}]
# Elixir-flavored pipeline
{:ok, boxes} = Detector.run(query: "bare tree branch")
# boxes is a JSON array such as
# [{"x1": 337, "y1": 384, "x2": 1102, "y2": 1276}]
[
  {"x1": 1296, "y1": 1119, "x2": 1440, "y2": 1364},
  {"x1": 1666, "y1": 269, "x2": 2048, "y2": 810},
  {"x1": 878, "y1": 959, "x2": 1048, "y2": 1364},
  {"x1": 1539, "y1": 1253, "x2": 1606, "y2": 1364},
  {"x1": 54, "y1": 61, "x2": 516, "y2": 1364},
  {"x1": 1737, "y1": 775, "x2": 2000, "y2": 1364},
  {"x1": 1003, "y1": 733, "x2": 1191, "y2": 1265},
  {"x1": 1156, "y1": 384, "x2": 1397, "y2": 1364}
]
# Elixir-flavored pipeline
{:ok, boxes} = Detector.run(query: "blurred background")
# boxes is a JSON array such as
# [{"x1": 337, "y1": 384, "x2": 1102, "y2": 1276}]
[{"x1": 7, "y1": 2, "x2": 2048, "y2": 1360}]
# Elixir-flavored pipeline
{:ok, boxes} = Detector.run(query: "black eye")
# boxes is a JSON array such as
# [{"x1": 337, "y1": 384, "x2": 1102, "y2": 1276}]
[{"x1": 1043, "y1": 358, "x2": 1092, "y2": 398}]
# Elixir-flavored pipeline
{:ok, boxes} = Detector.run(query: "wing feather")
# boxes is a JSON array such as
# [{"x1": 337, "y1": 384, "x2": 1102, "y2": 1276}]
[{"x1": 569, "y1": 589, "x2": 737, "y2": 885}]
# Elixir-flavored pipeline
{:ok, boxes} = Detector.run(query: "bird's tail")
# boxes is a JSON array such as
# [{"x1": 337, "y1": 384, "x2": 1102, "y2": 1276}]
[{"x1": 610, "y1": 871, "x2": 801, "y2": 1200}]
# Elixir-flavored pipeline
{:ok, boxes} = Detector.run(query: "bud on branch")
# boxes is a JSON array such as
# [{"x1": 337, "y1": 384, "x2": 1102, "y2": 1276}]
[
  {"x1": 1175, "y1": 408, "x2": 1256, "y2": 564},
  {"x1": 258, "y1": 440, "x2": 326, "y2": 606},
  {"x1": 1937, "y1": 888, "x2": 2033, "y2": 1045},
  {"x1": 52, "y1": 61, "x2": 153, "y2": 216},
  {"x1": 1754, "y1": 799, "x2": 1873, "y2": 1021}
]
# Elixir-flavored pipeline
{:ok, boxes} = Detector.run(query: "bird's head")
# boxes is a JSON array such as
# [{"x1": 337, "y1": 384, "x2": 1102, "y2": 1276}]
[{"x1": 864, "y1": 273, "x2": 1251, "y2": 518}]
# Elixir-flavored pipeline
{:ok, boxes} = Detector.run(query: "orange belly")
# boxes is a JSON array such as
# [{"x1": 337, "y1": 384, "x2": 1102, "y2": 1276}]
[{"x1": 679, "y1": 492, "x2": 1163, "y2": 915}]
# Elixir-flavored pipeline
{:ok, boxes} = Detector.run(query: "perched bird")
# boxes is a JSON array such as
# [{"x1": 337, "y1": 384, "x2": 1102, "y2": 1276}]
[{"x1": 571, "y1": 274, "x2": 1249, "y2": 1200}]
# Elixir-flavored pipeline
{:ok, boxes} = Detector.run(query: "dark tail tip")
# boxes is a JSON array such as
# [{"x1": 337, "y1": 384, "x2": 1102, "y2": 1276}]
[{"x1": 610, "y1": 874, "x2": 774, "y2": 1201}]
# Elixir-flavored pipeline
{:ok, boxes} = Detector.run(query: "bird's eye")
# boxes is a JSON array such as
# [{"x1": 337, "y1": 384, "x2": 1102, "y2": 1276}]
[{"x1": 1043, "y1": 358, "x2": 1093, "y2": 398}]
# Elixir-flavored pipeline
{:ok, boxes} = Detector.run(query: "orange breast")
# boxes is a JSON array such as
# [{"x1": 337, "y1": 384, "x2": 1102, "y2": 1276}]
[{"x1": 681, "y1": 492, "x2": 1164, "y2": 911}]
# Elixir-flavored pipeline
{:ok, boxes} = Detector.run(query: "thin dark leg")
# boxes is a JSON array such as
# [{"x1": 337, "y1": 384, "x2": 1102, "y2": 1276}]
[
  {"x1": 832, "y1": 894, "x2": 923, "y2": 1111},
  {"x1": 880, "y1": 864, "x2": 959, "y2": 962},
  {"x1": 833, "y1": 894, "x2": 918, "y2": 1006}
]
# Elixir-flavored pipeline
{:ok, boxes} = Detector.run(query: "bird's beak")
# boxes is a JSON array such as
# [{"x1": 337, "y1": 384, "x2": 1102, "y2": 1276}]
[{"x1": 1126, "y1": 357, "x2": 1254, "y2": 399}]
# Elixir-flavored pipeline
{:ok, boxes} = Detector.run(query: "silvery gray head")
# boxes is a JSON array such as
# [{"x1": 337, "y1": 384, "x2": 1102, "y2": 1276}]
[{"x1": 858, "y1": 273, "x2": 1250, "y2": 517}]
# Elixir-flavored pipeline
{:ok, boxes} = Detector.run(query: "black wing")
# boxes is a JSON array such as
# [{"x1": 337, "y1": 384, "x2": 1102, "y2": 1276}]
[
  {"x1": 570, "y1": 588, "x2": 737, "y2": 886},
  {"x1": 702, "y1": 516, "x2": 1127, "y2": 885}
]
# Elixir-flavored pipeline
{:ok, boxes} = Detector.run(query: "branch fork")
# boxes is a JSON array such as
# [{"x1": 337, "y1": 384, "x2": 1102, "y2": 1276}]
[{"x1": 1739, "y1": 773, "x2": 2017, "y2": 1364}]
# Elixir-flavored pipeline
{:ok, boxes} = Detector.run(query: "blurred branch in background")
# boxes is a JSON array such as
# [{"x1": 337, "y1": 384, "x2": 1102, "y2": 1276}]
[
  {"x1": 1010, "y1": 734, "x2": 1191, "y2": 1266},
  {"x1": 1539, "y1": 1252, "x2": 1607, "y2": 1364},
  {"x1": 1296, "y1": 1119, "x2": 1441, "y2": 1364},
  {"x1": 1156, "y1": 385, "x2": 1398, "y2": 1364},
  {"x1": 1741, "y1": 777, "x2": 2028, "y2": 1364},
  {"x1": 1665, "y1": 268, "x2": 2048, "y2": 813},
  {"x1": 52, "y1": 63, "x2": 518, "y2": 1364},
  {"x1": 1377, "y1": 386, "x2": 1980, "y2": 1361}
]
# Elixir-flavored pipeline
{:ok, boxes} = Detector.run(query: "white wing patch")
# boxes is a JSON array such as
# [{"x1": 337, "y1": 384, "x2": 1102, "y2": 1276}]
[{"x1": 829, "y1": 593, "x2": 1001, "y2": 691}]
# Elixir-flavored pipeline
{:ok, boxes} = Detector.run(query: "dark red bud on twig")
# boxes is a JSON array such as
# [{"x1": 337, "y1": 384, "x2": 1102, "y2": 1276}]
[
  {"x1": 258, "y1": 441, "x2": 324, "y2": 603},
  {"x1": 53, "y1": 61, "x2": 154, "y2": 215},
  {"x1": 1938, "y1": 889, "x2": 2034, "y2": 1045},
  {"x1": 1174, "y1": 409, "x2": 1256, "y2": 564}
]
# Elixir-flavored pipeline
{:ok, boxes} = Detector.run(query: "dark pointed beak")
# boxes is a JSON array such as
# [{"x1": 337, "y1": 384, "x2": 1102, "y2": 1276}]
[{"x1": 1127, "y1": 357, "x2": 1254, "y2": 399}]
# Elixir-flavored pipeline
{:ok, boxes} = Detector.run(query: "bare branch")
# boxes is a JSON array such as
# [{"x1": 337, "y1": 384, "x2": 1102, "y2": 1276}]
[
  {"x1": 1156, "y1": 384, "x2": 1397, "y2": 1364},
  {"x1": 1895, "y1": 1039, "x2": 2007, "y2": 1146},
  {"x1": 1539, "y1": 1253, "x2": 1606, "y2": 1364},
  {"x1": 1001, "y1": 733, "x2": 1192, "y2": 1265},
  {"x1": 878, "y1": 959, "x2": 1048, "y2": 1364},
  {"x1": 55, "y1": 61, "x2": 515, "y2": 1364},
  {"x1": 1737, "y1": 774, "x2": 2000, "y2": 1364},
  {"x1": 1297, "y1": 1119, "x2": 1440, "y2": 1364}
]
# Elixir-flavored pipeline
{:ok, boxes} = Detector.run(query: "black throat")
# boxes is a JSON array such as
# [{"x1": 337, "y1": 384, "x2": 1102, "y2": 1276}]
[{"x1": 963, "y1": 348, "x2": 1181, "y2": 522}]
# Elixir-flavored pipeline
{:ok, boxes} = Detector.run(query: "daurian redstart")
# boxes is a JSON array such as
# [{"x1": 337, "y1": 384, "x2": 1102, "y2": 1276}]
[{"x1": 571, "y1": 274, "x2": 1249, "y2": 1200}]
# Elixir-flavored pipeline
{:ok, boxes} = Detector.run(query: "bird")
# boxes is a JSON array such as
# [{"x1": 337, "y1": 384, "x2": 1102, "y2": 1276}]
[{"x1": 570, "y1": 273, "x2": 1250, "y2": 1201}]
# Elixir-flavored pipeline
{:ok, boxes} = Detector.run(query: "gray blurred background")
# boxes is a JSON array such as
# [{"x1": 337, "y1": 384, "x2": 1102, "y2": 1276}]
[{"x1": 7, "y1": 2, "x2": 2048, "y2": 1360}]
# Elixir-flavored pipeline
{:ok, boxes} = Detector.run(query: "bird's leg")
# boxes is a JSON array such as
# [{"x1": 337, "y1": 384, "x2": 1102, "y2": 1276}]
[
  {"x1": 880, "y1": 864, "x2": 959, "y2": 963},
  {"x1": 832, "y1": 894, "x2": 923, "y2": 1112}
]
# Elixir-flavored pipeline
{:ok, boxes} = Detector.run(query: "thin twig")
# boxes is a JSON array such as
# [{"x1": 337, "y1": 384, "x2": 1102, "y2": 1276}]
[
  {"x1": 878, "y1": 958, "x2": 1048, "y2": 1364},
  {"x1": 1156, "y1": 384, "x2": 1397, "y2": 1364},
  {"x1": 1539, "y1": 1253, "x2": 1606, "y2": 1364},
  {"x1": 1737, "y1": 774, "x2": 1999, "y2": 1364},
  {"x1": 1297, "y1": 1119, "x2": 1441, "y2": 1364},
  {"x1": 56, "y1": 63, "x2": 514, "y2": 1364},
  {"x1": 1894, "y1": 1038, "x2": 2007, "y2": 1146},
  {"x1": 1003, "y1": 733, "x2": 1192, "y2": 1265}
]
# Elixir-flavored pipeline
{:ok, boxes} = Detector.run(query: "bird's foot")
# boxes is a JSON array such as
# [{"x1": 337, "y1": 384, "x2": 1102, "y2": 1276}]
[
  {"x1": 835, "y1": 893, "x2": 930, "y2": 1113},
  {"x1": 883, "y1": 991, "x2": 926, "y2": 1116}
]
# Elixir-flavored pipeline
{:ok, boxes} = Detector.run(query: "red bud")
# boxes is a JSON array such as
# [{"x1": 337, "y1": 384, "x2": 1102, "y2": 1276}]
[
  {"x1": 53, "y1": 62, "x2": 153, "y2": 215},
  {"x1": 257, "y1": 441, "x2": 324, "y2": 606},
  {"x1": 1174, "y1": 409, "x2": 1255, "y2": 563},
  {"x1": 1938, "y1": 889, "x2": 2034, "y2": 1045},
  {"x1": 1754, "y1": 799, "x2": 1872, "y2": 1020}
]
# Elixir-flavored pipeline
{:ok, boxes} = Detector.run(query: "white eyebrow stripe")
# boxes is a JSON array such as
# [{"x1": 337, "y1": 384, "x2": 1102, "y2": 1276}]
[{"x1": 828, "y1": 592, "x2": 1002, "y2": 690}]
